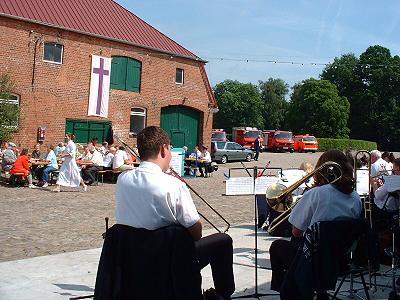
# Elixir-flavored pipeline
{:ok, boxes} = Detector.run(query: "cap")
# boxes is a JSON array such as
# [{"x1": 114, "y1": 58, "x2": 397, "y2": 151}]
[
  {"x1": 202, "y1": 144, "x2": 208, "y2": 150},
  {"x1": 8, "y1": 142, "x2": 16, "y2": 147}
]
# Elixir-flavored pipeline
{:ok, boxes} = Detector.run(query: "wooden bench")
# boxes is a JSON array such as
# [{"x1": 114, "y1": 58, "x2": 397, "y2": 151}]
[
  {"x1": 96, "y1": 170, "x2": 108, "y2": 185},
  {"x1": 9, "y1": 172, "x2": 26, "y2": 187}
]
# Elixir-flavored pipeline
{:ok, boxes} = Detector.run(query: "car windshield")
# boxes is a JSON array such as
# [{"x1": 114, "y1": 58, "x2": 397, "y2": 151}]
[
  {"x1": 215, "y1": 142, "x2": 226, "y2": 149},
  {"x1": 244, "y1": 131, "x2": 259, "y2": 138},
  {"x1": 274, "y1": 132, "x2": 292, "y2": 139},
  {"x1": 212, "y1": 132, "x2": 226, "y2": 140},
  {"x1": 303, "y1": 136, "x2": 316, "y2": 141}
]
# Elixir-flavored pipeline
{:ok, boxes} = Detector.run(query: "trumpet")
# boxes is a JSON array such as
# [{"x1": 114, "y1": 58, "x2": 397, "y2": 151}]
[
  {"x1": 113, "y1": 135, "x2": 230, "y2": 233},
  {"x1": 266, "y1": 161, "x2": 343, "y2": 234}
]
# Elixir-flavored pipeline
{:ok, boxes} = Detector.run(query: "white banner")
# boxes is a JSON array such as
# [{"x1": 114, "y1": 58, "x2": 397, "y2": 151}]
[{"x1": 88, "y1": 55, "x2": 111, "y2": 118}]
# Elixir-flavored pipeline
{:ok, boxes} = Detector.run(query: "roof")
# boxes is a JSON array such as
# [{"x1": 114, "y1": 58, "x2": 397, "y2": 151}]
[{"x1": 0, "y1": 0, "x2": 200, "y2": 61}]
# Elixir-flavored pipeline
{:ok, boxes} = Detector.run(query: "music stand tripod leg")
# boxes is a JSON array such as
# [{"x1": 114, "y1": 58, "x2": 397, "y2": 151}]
[{"x1": 231, "y1": 166, "x2": 278, "y2": 299}]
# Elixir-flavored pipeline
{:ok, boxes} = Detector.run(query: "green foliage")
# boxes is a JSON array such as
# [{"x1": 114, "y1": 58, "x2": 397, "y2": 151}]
[
  {"x1": 286, "y1": 79, "x2": 350, "y2": 138},
  {"x1": 213, "y1": 80, "x2": 264, "y2": 132},
  {"x1": 318, "y1": 138, "x2": 377, "y2": 152},
  {"x1": 0, "y1": 73, "x2": 19, "y2": 141},
  {"x1": 258, "y1": 78, "x2": 289, "y2": 130},
  {"x1": 321, "y1": 45, "x2": 400, "y2": 150}
]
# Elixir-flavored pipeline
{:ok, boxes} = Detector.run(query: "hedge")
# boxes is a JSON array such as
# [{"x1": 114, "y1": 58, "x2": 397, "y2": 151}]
[{"x1": 317, "y1": 138, "x2": 377, "y2": 152}]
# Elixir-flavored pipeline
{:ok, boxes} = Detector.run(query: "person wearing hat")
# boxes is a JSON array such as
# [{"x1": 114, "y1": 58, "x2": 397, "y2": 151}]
[
  {"x1": 199, "y1": 144, "x2": 212, "y2": 177},
  {"x1": 1, "y1": 142, "x2": 17, "y2": 171}
]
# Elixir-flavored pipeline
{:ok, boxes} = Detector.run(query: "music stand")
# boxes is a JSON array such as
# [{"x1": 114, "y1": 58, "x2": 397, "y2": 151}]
[{"x1": 228, "y1": 166, "x2": 280, "y2": 299}]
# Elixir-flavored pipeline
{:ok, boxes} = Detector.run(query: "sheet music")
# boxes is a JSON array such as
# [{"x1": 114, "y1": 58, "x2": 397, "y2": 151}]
[
  {"x1": 170, "y1": 149, "x2": 184, "y2": 177},
  {"x1": 382, "y1": 175, "x2": 400, "y2": 193},
  {"x1": 226, "y1": 177, "x2": 254, "y2": 195},
  {"x1": 356, "y1": 169, "x2": 370, "y2": 195},
  {"x1": 254, "y1": 176, "x2": 281, "y2": 195}
]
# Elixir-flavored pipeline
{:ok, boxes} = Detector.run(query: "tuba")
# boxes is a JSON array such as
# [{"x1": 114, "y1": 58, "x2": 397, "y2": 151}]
[{"x1": 266, "y1": 161, "x2": 343, "y2": 235}]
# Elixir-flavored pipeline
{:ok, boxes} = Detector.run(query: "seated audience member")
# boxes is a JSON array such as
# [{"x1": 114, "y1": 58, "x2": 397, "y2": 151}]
[
  {"x1": 31, "y1": 144, "x2": 42, "y2": 159},
  {"x1": 115, "y1": 126, "x2": 235, "y2": 300},
  {"x1": 103, "y1": 147, "x2": 116, "y2": 170},
  {"x1": 382, "y1": 151, "x2": 395, "y2": 173},
  {"x1": 198, "y1": 145, "x2": 212, "y2": 177},
  {"x1": 37, "y1": 145, "x2": 59, "y2": 188},
  {"x1": 1, "y1": 142, "x2": 17, "y2": 171},
  {"x1": 370, "y1": 150, "x2": 391, "y2": 177},
  {"x1": 10, "y1": 148, "x2": 34, "y2": 188},
  {"x1": 90, "y1": 137, "x2": 99, "y2": 148},
  {"x1": 81, "y1": 144, "x2": 104, "y2": 185},
  {"x1": 112, "y1": 146, "x2": 135, "y2": 171},
  {"x1": 193, "y1": 146, "x2": 202, "y2": 158},
  {"x1": 269, "y1": 150, "x2": 361, "y2": 297},
  {"x1": 99, "y1": 142, "x2": 109, "y2": 156},
  {"x1": 54, "y1": 142, "x2": 65, "y2": 157}
]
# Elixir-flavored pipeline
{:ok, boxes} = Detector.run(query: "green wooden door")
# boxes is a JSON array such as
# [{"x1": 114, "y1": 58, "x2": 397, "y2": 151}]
[
  {"x1": 160, "y1": 106, "x2": 199, "y2": 150},
  {"x1": 65, "y1": 119, "x2": 112, "y2": 144}
]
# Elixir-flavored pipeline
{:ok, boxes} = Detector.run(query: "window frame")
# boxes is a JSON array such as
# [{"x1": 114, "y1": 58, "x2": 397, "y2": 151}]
[
  {"x1": 129, "y1": 107, "x2": 147, "y2": 135},
  {"x1": 0, "y1": 93, "x2": 20, "y2": 128},
  {"x1": 175, "y1": 68, "x2": 184, "y2": 85},
  {"x1": 43, "y1": 42, "x2": 64, "y2": 64}
]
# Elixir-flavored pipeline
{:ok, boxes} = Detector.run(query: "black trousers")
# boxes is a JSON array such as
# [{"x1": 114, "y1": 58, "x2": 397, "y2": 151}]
[
  {"x1": 82, "y1": 165, "x2": 103, "y2": 183},
  {"x1": 269, "y1": 239, "x2": 297, "y2": 292},
  {"x1": 199, "y1": 162, "x2": 211, "y2": 176},
  {"x1": 195, "y1": 233, "x2": 235, "y2": 299}
]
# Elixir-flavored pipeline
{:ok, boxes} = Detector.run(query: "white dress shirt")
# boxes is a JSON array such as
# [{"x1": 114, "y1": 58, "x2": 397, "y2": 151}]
[
  {"x1": 113, "y1": 150, "x2": 129, "y2": 169},
  {"x1": 116, "y1": 161, "x2": 200, "y2": 230}
]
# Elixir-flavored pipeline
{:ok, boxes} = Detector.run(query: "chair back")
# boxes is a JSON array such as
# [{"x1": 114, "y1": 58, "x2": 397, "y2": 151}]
[{"x1": 94, "y1": 224, "x2": 203, "y2": 300}]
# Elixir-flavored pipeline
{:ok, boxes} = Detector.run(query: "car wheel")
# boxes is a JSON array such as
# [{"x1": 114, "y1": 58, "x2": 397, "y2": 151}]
[
  {"x1": 221, "y1": 155, "x2": 228, "y2": 164},
  {"x1": 290, "y1": 149, "x2": 294, "y2": 153},
  {"x1": 245, "y1": 154, "x2": 252, "y2": 162}
]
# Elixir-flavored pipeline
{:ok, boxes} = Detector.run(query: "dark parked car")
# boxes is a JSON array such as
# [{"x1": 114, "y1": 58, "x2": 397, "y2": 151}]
[{"x1": 211, "y1": 141, "x2": 254, "y2": 164}]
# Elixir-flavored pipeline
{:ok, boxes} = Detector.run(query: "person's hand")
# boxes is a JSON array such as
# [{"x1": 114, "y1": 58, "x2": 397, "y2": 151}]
[{"x1": 371, "y1": 177, "x2": 383, "y2": 192}]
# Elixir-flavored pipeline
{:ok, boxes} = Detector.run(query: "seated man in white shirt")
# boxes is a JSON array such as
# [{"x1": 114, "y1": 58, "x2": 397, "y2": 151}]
[
  {"x1": 115, "y1": 126, "x2": 235, "y2": 300},
  {"x1": 103, "y1": 146, "x2": 116, "y2": 170},
  {"x1": 199, "y1": 145, "x2": 212, "y2": 177},
  {"x1": 371, "y1": 150, "x2": 391, "y2": 177},
  {"x1": 112, "y1": 146, "x2": 134, "y2": 171},
  {"x1": 81, "y1": 144, "x2": 104, "y2": 185}
]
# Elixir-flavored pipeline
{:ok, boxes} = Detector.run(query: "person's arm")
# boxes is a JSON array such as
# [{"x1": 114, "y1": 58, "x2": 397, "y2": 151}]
[
  {"x1": 187, "y1": 220, "x2": 202, "y2": 241},
  {"x1": 292, "y1": 226, "x2": 303, "y2": 237}
]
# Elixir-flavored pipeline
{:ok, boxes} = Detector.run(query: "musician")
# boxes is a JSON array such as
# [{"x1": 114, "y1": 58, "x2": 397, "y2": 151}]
[
  {"x1": 115, "y1": 126, "x2": 235, "y2": 300},
  {"x1": 372, "y1": 158, "x2": 400, "y2": 213},
  {"x1": 269, "y1": 150, "x2": 362, "y2": 297}
]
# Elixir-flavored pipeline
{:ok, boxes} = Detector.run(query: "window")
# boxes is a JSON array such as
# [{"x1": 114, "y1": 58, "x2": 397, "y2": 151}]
[
  {"x1": 130, "y1": 107, "x2": 146, "y2": 135},
  {"x1": 176, "y1": 68, "x2": 184, "y2": 84},
  {"x1": 43, "y1": 42, "x2": 63, "y2": 64},
  {"x1": 226, "y1": 143, "x2": 236, "y2": 150},
  {"x1": 110, "y1": 56, "x2": 141, "y2": 92},
  {"x1": 0, "y1": 94, "x2": 20, "y2": 127}
]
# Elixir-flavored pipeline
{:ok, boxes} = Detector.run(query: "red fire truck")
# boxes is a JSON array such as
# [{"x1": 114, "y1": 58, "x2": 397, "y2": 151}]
[
  {"x1": 232, "y1": 127, "x2": 263, "y2": 149},
  {"x1": 262, "y1": 130, "x2": 294, "y2": 152},
  {"x1": 211, "y1": 129, "x2": 227, "y2": 141}
]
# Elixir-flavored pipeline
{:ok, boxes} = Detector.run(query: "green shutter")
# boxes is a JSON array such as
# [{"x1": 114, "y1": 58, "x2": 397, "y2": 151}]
[
  {"x1": 126, "y1": 58, "x2": 141, "y2": 92},
  {"x1": 110, "y1": 57, "x2": 127, "y2": 90}
]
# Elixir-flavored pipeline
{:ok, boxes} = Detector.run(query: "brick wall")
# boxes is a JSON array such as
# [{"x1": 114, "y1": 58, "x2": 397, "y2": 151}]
[{"x1": 0, "y1": 17, "x2": 214, "y2": 149}]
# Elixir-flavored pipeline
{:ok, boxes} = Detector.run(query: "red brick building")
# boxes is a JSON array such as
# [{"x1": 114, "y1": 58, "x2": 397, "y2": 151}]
[{"x1": 0, "y1": 0, "x2": 218, "y2": 150}]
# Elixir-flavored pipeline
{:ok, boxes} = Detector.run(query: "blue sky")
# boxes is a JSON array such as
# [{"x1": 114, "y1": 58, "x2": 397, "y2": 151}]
[{"x1": 119, "y1": 0, "x2": 400, "y2": 88}]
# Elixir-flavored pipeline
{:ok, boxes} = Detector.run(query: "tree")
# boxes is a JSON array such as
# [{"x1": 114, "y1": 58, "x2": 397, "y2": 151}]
[
  {"x1": 213, "y1": 80, "x2": 263, "y2": 131},
  {"x1": 286, "y1": 79, "x2": 350, "y2": 138},
  {"x1": 258, "y1": 78, "x2": 289, "y2": 130},
  {"x1": 321, "y1": 45, "x2": 400, "y2": 150},
  {"x1": 0, "y1": 73, "x2": 19, "y2": 141}
]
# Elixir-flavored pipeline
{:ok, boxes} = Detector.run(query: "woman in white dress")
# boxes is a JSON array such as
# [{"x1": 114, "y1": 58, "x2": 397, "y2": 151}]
[{"x1": 53, "y1": 133, "x2": 87, "y2": 192}]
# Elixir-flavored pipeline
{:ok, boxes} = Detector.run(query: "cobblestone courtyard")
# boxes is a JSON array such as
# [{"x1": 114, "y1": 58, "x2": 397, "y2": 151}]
[{"x1": 1, "y1": 152, "x2": 323, "y2": 262}]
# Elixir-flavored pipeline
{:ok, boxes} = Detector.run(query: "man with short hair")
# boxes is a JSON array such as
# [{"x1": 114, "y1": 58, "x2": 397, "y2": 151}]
[
  {"x1": 371, "y1": 150, "x2": 391, "y2": 177},
  {"x1": 38, "y1": 145, "x2": 59, "y2": 187},
  {"x1": 1, "y1": 142, "x2": 17, "y2": 171},
  {"x1": 112, "y1": 146, "x2": 134, "y2": 171},
  {"x1": 81, "y1": 144, "x2": 104, "y2": 185},
  {"x1": 116, "y1": 126, "x2": 235, "y2": 300}
]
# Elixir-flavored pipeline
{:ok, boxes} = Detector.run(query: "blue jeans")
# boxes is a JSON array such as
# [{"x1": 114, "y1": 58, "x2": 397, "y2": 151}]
[{"x1": 42, "y1": 166, "x2": 57, "y2": 182}]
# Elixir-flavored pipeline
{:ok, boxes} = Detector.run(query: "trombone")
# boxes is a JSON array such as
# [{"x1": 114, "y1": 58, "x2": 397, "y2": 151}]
[
  {"x1": 113, "y1": 135, "x2": 230, "y2": 233},
  {"x1": 266, "y1": 161, "x2": 343, "y2": 234}
]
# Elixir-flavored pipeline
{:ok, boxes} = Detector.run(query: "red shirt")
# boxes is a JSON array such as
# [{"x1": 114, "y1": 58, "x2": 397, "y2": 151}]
[{"x1": 10, "y1": 154, "x2": 30, "y2": 177}]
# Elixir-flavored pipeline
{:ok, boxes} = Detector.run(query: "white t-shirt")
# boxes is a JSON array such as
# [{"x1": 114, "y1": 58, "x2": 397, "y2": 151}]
[
  {"x1": 201, "y1": 151, "x2": 212, "y2": 163},
  {"x1": 288, "y1": 184, "x2": 362, "y2": 231},
  {"x1": 113, "y1": 150, "x2": 129, "y2": 169},
  {"x1": 115, "y1": 161, "x2": 200, "y2": 230},
  {"x1": 103, "y1": 152, "x2": 114, "y2": 168},
  {"x1": 371, "y1": 158, "x2": 390, "y2": 177}
]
